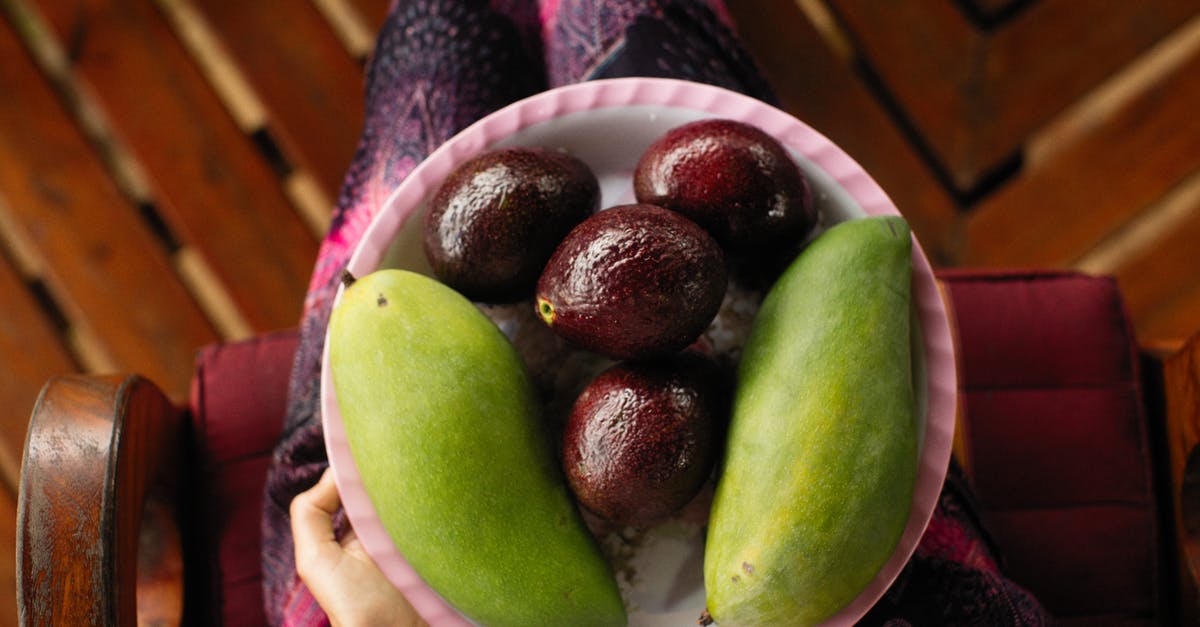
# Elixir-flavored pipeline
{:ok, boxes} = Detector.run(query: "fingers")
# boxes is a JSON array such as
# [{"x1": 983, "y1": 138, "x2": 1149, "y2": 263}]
[
  {"x1": 307, "y1": 467, "x2": 342, "y2": 515},
  {"x1": 290, "y1": 468, "x2": 429, "y2": 626},
  {"x1": 291, "y1": 468, "x2": 340, "y2": 576}
]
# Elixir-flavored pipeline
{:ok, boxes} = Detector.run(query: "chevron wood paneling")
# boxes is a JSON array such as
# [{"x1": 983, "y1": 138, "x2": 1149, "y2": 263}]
[{"x1": 0, "y1": 1, "x2": 1197, "y2": 623}]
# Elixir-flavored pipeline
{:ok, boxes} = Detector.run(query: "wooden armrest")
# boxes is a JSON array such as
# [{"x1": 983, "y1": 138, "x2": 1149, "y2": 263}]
[
  {"x1": 17, "y1": 374, "x2": 185, "y2": 626},
  {"x1": 1163, "y1": 333, "x2": 1200, "y2": 621}
]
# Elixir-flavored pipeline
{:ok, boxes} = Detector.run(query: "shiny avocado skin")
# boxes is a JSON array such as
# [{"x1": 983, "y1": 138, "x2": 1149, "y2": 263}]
[
  {"x1": 330, "y1": 269, "x2": 625, "y2": 627},
  {"x1": 536, "y1": 203, "x2": 727, "y2": 360},
  {"x1": 423, "y1": 147, "x2": 599, "y2": 303},
  {"x1": 633, "y1": 118, "x2": 816, "y2": 252},
  {"x1": 562, "y1": 352, "x2": 728, "y2": 527},
  {"x1": 704, "y1": 216, "x2": 919, "y2": 626}
]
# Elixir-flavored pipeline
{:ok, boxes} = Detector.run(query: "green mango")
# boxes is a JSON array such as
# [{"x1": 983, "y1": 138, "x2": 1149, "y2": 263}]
[
  {"x1": 329, "y1": 269, "x2": 626, "y2": 627},
  {"x1": 704, "y1": 216, "x2": 919, "y2": 626}
]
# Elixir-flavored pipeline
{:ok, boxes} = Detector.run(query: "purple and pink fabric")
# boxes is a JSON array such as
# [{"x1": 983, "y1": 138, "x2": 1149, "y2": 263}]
[{"x1": 261, "y1": 1, "x2": 1064, "y2": 624}]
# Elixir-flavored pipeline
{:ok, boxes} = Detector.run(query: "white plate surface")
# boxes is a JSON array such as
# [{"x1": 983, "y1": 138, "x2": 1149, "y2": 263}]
[{"x1": 322, "y1": 77, "x2": 958, "y2": 626}]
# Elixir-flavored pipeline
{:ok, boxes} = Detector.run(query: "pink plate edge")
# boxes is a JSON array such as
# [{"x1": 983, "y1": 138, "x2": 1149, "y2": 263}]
[{"x1": 320, "y1": 77, "x2": 959, "y2": 626}]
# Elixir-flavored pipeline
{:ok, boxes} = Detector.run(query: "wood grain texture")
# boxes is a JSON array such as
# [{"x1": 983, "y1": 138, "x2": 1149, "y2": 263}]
[
  {"x1": 0, "y1": 15, "x2": 217, "y2": 400},
  {"x1": 17, "y1": 375, "x2": 183, "y2": 626},
  {"x1": 1110, "y1": 191, "x2": 1200, "y2": 342},
  {"x1": 1143, "y1": 281, "x2": 1200, "y2": 344},
  {"x1": 829, "y1": 0, "x2": 1199, "y2": 191},
  {"x1": 346, "y1": 0, "x2": 391, "y2": 34},
  {"x1": 1, "y1": 1, "x2": 1200, "y2": 622},
  {"x1": 727, "y1": 0, "x2": 959, "y2": 264},
  {"x1": 961, "y1": 44, "x2": 1200, "y2": 268},
  {"x1": 0, "y1": 488, "x2": 17, "y2": 627},
  {"x1": 959, "y1": 0, "x2": 1028, "y2": 22},
  {"x1": 188, "y1": 0, "x2": 365, "y2": 197},
  {"x1": 1165, "y1": 333, "x2": 1200, "y2": 625},
  {"x1": 0, "y1": 251, "x2": 76, "y2": 493},
  {"x1": 30, "y1": 0, "x2": 319, "y2": 336}
]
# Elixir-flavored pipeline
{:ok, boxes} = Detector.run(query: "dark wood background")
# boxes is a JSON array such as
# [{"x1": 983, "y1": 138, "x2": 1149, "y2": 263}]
[{"x1": 1, "y1": 0, "x2": 1198, "y2": 622}]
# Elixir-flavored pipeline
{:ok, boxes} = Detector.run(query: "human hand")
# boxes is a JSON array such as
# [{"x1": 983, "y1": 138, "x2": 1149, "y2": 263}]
[{"x1": 291, "y1": 468, "x2": 428, "y2": 627}]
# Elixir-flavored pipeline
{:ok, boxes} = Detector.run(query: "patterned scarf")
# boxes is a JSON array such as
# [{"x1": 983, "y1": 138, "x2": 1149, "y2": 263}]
[{"x1": 262, "y1": 2, "x2": 1053, "y2": 625}]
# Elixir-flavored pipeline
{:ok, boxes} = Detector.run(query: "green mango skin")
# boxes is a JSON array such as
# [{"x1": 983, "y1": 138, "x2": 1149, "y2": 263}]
[
  {"x1": 330, "y1": 269, "x2": 626, "y2": 627},
  {"x1": 704, "y1": 216, "x2": 919, "y2": 626}
]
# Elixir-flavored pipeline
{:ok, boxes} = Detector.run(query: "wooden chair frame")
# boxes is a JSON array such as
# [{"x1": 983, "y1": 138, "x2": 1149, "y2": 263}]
[
  {"x1": 15, "y1": 334, "x2": 1200, "y2": 625},
  {"x1": 18, "y1": 375, "x2": 185, "y2": 626}
]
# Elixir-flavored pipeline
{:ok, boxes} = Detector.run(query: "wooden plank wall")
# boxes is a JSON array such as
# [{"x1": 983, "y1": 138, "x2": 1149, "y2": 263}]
[
  {"x1": 745, "y1": 0, "x2": 1200, "y2": 344},
  {"x1": 1, "y1": 0, "x2": 1198, "y2": 623},
  {"x1": 0, "y1": 0, "x2": 389, "y2": 623}
]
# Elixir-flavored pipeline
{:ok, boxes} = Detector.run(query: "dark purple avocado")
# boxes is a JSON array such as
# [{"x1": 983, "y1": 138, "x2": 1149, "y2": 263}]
[
  {"x1": 535, "y1": 204, "x2": 727, "y2": 360},
  {"x1": 562, "y1": 353, "x2": 728, "y2": 527},
  {"x1": 633, "y1": 118, "x2": 816, "y2": 252},
  {"x1": 423, "y1": 146, "x2": 599, "y2": 303}
]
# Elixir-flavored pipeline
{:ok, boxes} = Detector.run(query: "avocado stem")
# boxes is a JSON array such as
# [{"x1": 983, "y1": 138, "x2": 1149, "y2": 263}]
[{"x1": 537, "y1": 298, "x2": 555, "y2": 325}]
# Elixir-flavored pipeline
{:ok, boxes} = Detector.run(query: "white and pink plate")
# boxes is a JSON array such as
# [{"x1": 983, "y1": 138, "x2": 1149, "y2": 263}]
[{"x1": 321, "y1": 77, "x2": 958, "y2": 626}]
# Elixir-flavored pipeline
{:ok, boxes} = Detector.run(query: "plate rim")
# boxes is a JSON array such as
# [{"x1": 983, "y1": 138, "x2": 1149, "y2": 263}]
[{"x1": 321, "y1": 76, "x2": 958, "y2": 626}]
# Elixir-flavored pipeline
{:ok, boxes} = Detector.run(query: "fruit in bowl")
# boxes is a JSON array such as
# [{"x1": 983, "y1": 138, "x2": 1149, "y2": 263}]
[
  {"x1": 704, "y1": 215, "x2": 919, "y2": 626},
  {"x1": 322, "y1": 77, "x2": 956, "y2": 627},
  {"x1": 563, "y1": 352, "x2": 729, "y2": 528},
  {"x1": 340, "y1": 135, "x2": 915, "y2": 627},
  {"x1": 633, "y1": 118, "x2": 816, "y2": 253},
  {"x1": 423, "y1": 146, "x2": 599, "y2": 303},
  {"x1": 328, "y1": 269, "x2": 626, "y2": 626},
  {"x1": 535, "y1": 203, "x2": 728, "y2": 360}
]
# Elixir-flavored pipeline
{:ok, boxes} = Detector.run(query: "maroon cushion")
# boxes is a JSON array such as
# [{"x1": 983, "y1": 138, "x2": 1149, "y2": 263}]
[
  {"x1": 938, "y1": 269, "x2": 1161, "y2": 625},
  {"x1": 190, "y1": 329, "x2": 298, "y2": 626},
  {"x1": 184, "y1": 271, "x2": 1162, "y2": 625}
]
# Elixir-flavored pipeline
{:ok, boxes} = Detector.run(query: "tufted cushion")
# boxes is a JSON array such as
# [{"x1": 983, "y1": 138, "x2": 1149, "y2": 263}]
[
  {"x1": 938, "y1": 269, "x2": 1163, "y2": 624},
  {"x1": 183, "y1": 270, "x2": 1164, "y2": 625},
  {"x1": 190, "y1": 329, "x2": 298, "y2": 626}
]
